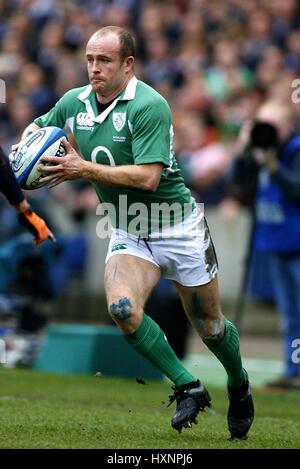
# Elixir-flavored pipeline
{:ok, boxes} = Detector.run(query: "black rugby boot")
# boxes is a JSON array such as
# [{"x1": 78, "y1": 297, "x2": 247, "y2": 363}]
[
  {"x1": 227, "y1": 374, "x2": 254, "y2": 439},
  {"x1": 168, "y1": 380, "x2": 211, "y2": 433}
]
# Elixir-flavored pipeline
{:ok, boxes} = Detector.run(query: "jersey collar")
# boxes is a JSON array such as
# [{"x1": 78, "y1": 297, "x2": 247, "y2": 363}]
[{"x1": 77, "y1": 76, "x2": 138, "y2": 124}]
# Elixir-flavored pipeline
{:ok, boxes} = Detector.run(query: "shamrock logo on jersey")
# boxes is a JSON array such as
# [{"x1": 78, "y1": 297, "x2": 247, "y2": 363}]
[{"x1": 113, "y1": 112, "x2": 126, "y2": 132}]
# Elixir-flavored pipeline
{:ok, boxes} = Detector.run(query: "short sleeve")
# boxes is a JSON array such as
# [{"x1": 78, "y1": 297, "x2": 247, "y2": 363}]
[{"x1": 131, "y1": 99, "x2": 171, "y2": 167}]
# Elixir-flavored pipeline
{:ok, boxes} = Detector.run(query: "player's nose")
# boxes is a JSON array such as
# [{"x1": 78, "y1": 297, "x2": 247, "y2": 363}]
[{"x1": 90, "y1": 61, "x2": 101, "y2": 73}]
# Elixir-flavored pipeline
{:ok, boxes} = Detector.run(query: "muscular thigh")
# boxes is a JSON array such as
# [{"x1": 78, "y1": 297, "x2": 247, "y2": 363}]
[
  {"x1": 105, "y1": 254, "x2": 161, "y2": 332},
  {"x1": 173, "y1": 276, "x2": 224, "y2": 338}
]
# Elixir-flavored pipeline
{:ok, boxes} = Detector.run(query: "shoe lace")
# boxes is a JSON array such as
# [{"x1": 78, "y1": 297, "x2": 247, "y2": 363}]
[{"x1": 167, "y1": 386, "x2": 186, "y2": 407}]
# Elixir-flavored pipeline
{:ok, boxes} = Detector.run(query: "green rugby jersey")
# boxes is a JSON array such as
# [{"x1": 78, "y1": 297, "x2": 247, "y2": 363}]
[{"x1": 35, "y1": 76, "x2": 195, "y2": 234}]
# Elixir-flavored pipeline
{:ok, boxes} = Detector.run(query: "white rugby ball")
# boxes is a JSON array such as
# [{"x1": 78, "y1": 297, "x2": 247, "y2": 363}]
[{"x1": 12, "y1": 126, "x2": 67, "y2": 190}]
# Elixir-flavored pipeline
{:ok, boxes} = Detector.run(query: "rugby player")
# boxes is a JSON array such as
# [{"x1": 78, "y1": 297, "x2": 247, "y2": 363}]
[{"x1": 17, "y1": 26, "x2": 254, "y2": 438}]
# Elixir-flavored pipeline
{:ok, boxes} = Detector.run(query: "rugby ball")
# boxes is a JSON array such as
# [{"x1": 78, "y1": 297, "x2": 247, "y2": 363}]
[{"x1": 11, "y1": 126, "x2": 67, "y2": 190}]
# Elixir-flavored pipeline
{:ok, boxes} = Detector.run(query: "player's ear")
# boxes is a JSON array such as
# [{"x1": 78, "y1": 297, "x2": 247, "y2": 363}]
[{"x1": 124, "y1": 56, "x2": 134, "y2": 71}]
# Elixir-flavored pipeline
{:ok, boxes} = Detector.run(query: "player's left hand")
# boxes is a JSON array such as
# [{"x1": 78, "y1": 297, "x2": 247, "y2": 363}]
[{"x1": 38, "y1": 139, "x2": 85, "y2": 188}]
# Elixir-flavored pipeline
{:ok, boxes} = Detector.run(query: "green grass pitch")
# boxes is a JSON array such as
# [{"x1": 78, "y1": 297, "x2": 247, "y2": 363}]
[{"x1": 0, "y1": 368, "x2": 300, "y2": 449}]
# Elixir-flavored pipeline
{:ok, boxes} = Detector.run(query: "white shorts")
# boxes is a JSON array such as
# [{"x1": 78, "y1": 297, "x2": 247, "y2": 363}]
[{"x1": 105, "y1": 209, "x2": 218, "y2": 287}]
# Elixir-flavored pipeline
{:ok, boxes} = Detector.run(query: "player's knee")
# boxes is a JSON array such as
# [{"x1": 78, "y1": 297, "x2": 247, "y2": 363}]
[
  {"x1": 201, "y1": 317, "x2": 225, "y2": 346},
  {"x1": 108, "y1": 296, "x2": 134, "y2": 322}
]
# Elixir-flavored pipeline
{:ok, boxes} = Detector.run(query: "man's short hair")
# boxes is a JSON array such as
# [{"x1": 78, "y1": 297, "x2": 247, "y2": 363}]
[
  {"x1": 257, "y1": 100, "x2": 292, "y2": 123},
  {"x1": 94, "y1": 26, "x2": 136, "y2": 62}
]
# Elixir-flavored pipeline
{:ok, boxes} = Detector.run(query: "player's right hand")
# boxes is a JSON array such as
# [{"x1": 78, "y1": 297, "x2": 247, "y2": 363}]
[{"x1": 18, "y1": 209, "x2": 56, "y2": 245}]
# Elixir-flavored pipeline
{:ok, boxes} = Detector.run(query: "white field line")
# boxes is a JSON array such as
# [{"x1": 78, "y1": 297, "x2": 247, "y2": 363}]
[{"x1": 185, "y1": 354, "x2": 283, "y2": 373}]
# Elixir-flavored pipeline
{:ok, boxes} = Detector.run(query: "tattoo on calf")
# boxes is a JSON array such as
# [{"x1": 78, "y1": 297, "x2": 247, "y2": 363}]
[
  {"x1": 109, "y1": 296, "x2": 133, "y2": 321},
  {"x1": 191, "y1": 293, "x2": 220, "y2": 318},
  {"x1": 191, "y1": 293, "x2": 207, "y2": 319}
]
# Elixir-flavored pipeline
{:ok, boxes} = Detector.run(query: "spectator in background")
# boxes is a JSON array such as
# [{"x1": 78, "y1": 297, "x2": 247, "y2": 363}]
[
  {"x1": 271, "y1": 0, "x2": 299, "y2": 48},
  {"x1": 4, "y1": 96, "x2": 35, "y2": 152},
  {"x1": 256, "y1": 46, "x2": 283, "y2": 91},
  {"x1": 204, "y1": 39, "x2": 255, "y2": 102},
  {"x1": 241, "y1": 8, "x2": 273, "y2": 70},
  {"x1": 143, "y1": 34, "x2": 182, "y2": 92},
  {"x1": 18, "y1": 62, "x2": 56, "y2": 116},
  {"x1": 175, "y1": 112, "x2": 230, "y2": 204},
  {"x1": 284, "y1": 30, "x2": 300, "y2": 73},
  {"x1": 223, "y1": 101, "x2": 300, "y2": 390}
]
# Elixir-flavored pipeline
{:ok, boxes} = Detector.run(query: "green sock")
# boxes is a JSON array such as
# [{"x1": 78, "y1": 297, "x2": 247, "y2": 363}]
[
  {"x1": 125, "y1": 314, "x2": 196, "y2": 387},
  {"x1": 203, "y1": 318, "x2": 246, "y2": 387}
]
